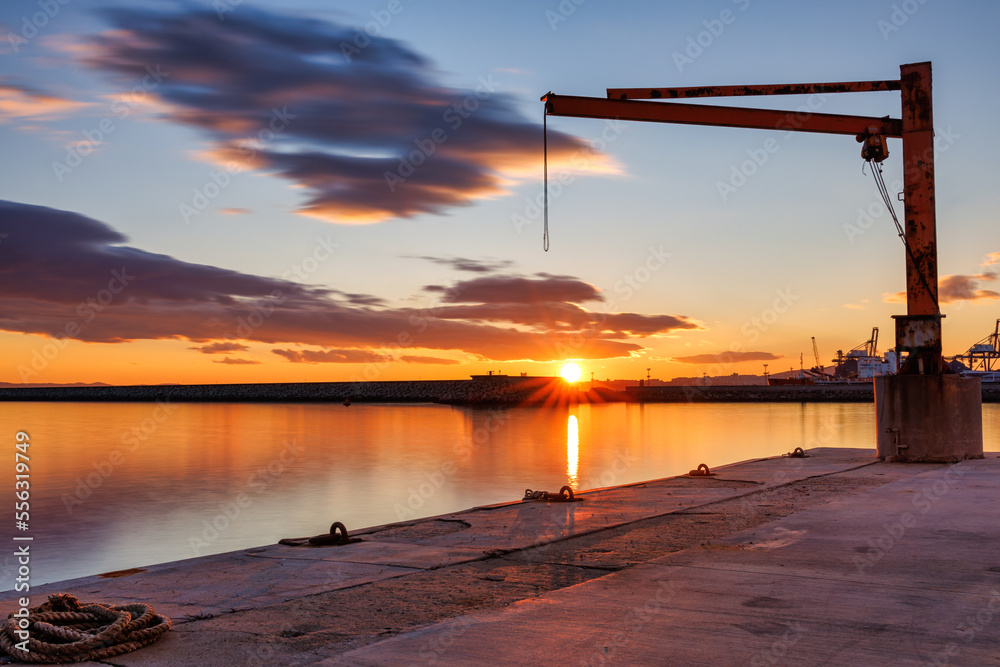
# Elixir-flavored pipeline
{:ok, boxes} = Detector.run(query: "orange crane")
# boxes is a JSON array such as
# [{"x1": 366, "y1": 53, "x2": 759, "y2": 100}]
[
  {"x1": 542, "y1": 63, "x2": 940, "y2": 374},
  {"x1": 811, "y1": 337, "x2": 822, "y2": 375},
  {"x1": 541, "y1": 62, "x2": 982, "y2": 461}
]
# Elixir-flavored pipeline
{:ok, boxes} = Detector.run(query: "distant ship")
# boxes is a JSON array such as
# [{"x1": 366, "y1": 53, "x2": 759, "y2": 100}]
[
  {"x1": 770, "y1": 321, "x2": 1000, "y2": 386},
  {"x1": 768, "y1": 328, "x2": 897, "y2": 386}
]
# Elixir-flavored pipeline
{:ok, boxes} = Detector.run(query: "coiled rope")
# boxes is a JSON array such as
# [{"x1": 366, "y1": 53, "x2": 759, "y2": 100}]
[{"x1": 0, "y1": 594, "x2": 170, "y2": 664}]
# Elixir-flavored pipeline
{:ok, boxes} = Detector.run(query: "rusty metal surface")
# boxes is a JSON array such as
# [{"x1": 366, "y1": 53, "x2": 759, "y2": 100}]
[
  {"x1": 899, "y1": 62, "x2": 939, "y2": 320},
  {"x1": 893, "y1": 314, "x2": 942, "y2": 351},
  {"x1": 607, "y1": 80, "x2": 901, "y2": 100},
  {"x1": 542, "y1": 94, "x2": 903, "y2": 137}
]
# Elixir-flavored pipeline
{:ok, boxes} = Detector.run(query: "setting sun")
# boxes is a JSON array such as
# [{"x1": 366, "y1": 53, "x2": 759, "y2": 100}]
[{"x1": 560, "y1": 362, "x2": 582, "y2": 383}]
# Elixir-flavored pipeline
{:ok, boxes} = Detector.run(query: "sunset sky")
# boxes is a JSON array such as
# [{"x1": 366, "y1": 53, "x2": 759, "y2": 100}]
[{"x1": 1, "y1": 0, "x2": 998, "y2": 385}]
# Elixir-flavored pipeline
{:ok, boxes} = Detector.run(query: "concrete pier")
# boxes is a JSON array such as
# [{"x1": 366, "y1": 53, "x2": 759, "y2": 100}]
[{"x1": 2, "y1": 448, "x2": 999, "y2": 665}]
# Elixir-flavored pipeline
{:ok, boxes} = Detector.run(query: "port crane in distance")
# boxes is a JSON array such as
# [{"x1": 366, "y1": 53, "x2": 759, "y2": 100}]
[
  {"x1": 811, "y1": 337, "x2": 823, "y2": 376},
  {"x1": 951, "y1": 319, "x2": 1000, "y2": 376}
]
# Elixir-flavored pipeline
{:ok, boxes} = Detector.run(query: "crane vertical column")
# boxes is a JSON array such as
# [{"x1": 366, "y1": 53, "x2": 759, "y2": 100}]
[{"x1": 874, "y1": 63, "x2": 982, "y2": 462}]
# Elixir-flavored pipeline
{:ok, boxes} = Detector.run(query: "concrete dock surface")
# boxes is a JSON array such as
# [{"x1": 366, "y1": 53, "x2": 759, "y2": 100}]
[{"x1": 3, "y1": 447, "x2": 999, "y2": 665}]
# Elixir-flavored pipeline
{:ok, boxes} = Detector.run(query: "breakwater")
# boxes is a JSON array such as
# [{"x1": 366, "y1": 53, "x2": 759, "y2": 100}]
[
  {"x1": 1, "y1": 378, "x2": 996, "y2": 403},
  {"x1": 0, "y1": 376, "x2": 573, "y2": 405},
  {"x1": 628, "y1": 382, "x2": 1000, "y2": 402},
  {"x1": 626, "y1": 384, "x2": 875, "y2": 402}
]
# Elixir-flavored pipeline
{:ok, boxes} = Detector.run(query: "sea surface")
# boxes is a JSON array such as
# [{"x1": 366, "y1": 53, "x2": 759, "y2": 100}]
[{"x1": 2, "y1": 401, "x2": 998, "y2": 589}]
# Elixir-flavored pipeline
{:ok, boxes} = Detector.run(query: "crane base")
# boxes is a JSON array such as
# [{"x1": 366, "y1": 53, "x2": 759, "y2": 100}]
[{"x1": 875, "y1": 374, "x2": 983, "y2": 462}]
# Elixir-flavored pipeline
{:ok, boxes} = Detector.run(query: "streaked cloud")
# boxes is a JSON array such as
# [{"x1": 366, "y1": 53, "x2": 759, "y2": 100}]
[
  {"x1": 190, "y1": 342, "x2": 250, "y2": 354},
  {"x1": 272, "y1": 348, "x2": 389, "y2": 364},
  {"x1": 213, "y1": 357, "x2": 261, "y2": 365},
  {"x1": 672, "y1": 351, "x2": 782, "y2": 364},
  {"x1": 400, "y1": 355, "x2": 460, "y2": 365},
  {"x1": 407, "y1": 256, "x2": 514, "y2": 274},
  {"x1": 79, "y1": 6, "x2": 612, "y2": 224},
  {"x1": 0, "y1": 201, "x2": 696, "y2": 363},
  {"x1": 425, "y1": 274, "x2": 603, "y2": 305},
  {"x1": 0, "y1": 80, "x2": 92, "y2": 121},
  {"x1": 425, "y1": 274, "x2": 702, "y2": 336}
]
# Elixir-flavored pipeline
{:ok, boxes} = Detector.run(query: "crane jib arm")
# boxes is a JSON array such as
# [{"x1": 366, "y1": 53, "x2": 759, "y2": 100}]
[
  {"x1": 607, "y1": 79, "x2": 901, "y2": 100},
  {"x1": 541, "y1": 94, "x2": 903, "y2": 138}
]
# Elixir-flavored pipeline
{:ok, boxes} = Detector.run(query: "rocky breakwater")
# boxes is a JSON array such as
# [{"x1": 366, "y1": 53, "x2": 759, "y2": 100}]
[
  {"x1": 625, "y1": 383, "x2": 876, "y2": 402},
  {"x1": 0, "y1": 376, "x2": 583, "y2": 405}
]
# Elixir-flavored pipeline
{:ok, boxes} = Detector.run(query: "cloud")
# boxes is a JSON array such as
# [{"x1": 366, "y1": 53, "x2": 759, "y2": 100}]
[
  {"x1": 939, "y1": 275, "x2": 1000, "y2": 303},
  {"x1": 80, "y1": 6, "x2": 612, "y2": 224},
  {"x1": 425, "y1": 274, "x2": 702, "y2": 336},
  {"x1": 190, "y1": 342, "x2": 250, "y2": 354},
  {"x1": 272, "y1": 348, "x2": 389, "y2": 364},
  {"x1": 0, "y1": 200, "x2": 696, "y2": 363},
  {"x1": 407, "y1": 256, "x2": 514, "y2": 274},
  {"x1": 218, "y1": 207, "x2": 249, "y2": 215},
  {"x1": 672, "y1": 351, "x2": 782, "y2": 364},
  {"x1": 400, "y1": 355, "x2": 460, "y2": 365},
  {"x1": 425, "y1": 274, "x2": 604, "y2": 305},
  {"x1": 883, "y1": 255, "x2": 1000, "y2": 305},
  {"x1": 0, "y1": 80, "x2": 92, "y2": 121},
  {"x1": 213, "y1": 357, "x2": 261, "y2": 365}
]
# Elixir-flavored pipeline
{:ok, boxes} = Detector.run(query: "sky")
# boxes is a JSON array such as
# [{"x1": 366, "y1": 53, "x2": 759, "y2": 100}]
[{"x1": 0, "y1": 0, "x2": 998, "y2": 385}]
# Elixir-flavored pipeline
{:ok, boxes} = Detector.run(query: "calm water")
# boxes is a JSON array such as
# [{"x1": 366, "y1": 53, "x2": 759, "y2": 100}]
[{"x1": 1, "y1": 401, "x2": 998, "y2": 589}]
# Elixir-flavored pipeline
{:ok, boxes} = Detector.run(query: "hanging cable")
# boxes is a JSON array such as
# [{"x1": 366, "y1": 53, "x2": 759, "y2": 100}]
[
  {"x1": 543, "y1": 105, "x2": 549, "y2": 252},
  {"x1": 867, "y1": 159, "x2": 939, "y2": 312}
]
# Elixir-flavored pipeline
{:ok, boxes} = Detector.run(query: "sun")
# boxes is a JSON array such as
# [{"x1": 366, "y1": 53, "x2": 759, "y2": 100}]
[{"x1": 560, "y1": 362, "x2": 582, "y2": 383}]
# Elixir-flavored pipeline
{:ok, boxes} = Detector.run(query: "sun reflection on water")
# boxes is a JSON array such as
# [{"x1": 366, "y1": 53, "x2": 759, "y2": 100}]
[{"x1": 567, "y1": 414, "x2": 579, "y2": 489}]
